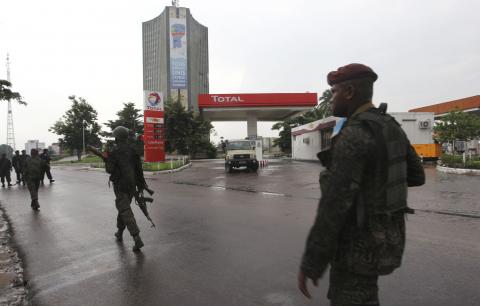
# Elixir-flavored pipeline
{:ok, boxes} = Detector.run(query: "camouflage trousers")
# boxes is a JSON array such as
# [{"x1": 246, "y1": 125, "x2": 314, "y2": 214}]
[
  {"x1": 328, "y1": 266, "x2": 380, "y2": 306},
  {"x1": 114, "y1": 187, "x2": 140, "y2": 237},
  {"x1": 26, "y1": 179, "x2": 41, "y2": 201},
  {"x1": 1, "y1": 173, "x2": 11, "y2": 185}
]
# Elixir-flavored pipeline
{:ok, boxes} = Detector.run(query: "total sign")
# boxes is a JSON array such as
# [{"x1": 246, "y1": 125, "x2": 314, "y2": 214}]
[
  {"x1": 144, "y1": 91, "x2": 164, "y2": 111},
  {"x1": 198, "y1": 93, "x2": 318, "y2": 108},
  {"x1": 143, "y1": 90, "x2": 165, "y2": 162}
]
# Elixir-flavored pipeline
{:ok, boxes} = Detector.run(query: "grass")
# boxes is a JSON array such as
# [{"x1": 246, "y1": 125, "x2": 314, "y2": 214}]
[
  {"x1": 52, "y1": 155, "x2": 103, "y2": 165},
  {"x1": 54, "y1": 155, "x2": 189, "y2": 172},
  {"x1": 89, "y1": 159, "x2": 188, "y2": 172}
]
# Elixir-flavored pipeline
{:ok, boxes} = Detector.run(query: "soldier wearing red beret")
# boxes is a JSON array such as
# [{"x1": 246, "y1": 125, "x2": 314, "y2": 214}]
[{"x1": 298, "y1": 64, "x2": 425, "y2": 305}]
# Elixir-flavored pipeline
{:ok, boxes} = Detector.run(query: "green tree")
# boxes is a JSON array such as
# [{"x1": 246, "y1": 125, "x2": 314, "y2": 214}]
[
  {"x1": 103, "y1": 102, "x2": 144, "y2": 154},
  {"x1": 433, "y1": 108, "x2": 480, "y2": 150},
  {"x1": 164, "y1": 97, "x2": 215, "y2": 157},
  {"x1": 0, "y1": 80, "x2": 26, "y2": 105},
  {"x1": 272, "y1": 89, "x2": 333, "y2": 153},
  {"x1": 49, "y1": 95, "x2": 102, "y2": 160}
]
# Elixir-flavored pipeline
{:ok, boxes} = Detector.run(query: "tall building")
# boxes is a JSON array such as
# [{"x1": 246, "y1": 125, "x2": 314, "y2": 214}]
[
  {"x1": 142, "y1": 5, "x2": 209, "y2": 112},
  {"x1": 25, "y1": 140, "x2": 45, "y2": 154}
]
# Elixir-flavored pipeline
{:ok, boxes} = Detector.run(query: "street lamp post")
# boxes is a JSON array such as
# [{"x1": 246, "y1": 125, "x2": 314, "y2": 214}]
[{"x1": 82, "y1": 119, "x2": 86, "y2": 156}]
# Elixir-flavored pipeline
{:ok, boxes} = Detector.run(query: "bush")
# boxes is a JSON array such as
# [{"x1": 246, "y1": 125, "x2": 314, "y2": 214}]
[{"x1": 440, "y1": 153, "x2": 480, "y2": 169}]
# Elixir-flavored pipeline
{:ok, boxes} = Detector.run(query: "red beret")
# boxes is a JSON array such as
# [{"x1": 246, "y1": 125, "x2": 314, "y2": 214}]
[{"x1": 327, "y1": 63, "x2": 378, "y2": 86}]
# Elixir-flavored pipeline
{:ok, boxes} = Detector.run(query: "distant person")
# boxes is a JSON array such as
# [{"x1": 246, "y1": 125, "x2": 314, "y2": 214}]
[
  {"x1": 19, "y1": 150, "x2": 29, "y2": 185},
  {"x1": 11, "y1": 150, "x2": 23, "y2": 184},
  {"x1": 0, "y1": 153, "x2": 13, "y2": 188},
  {"x1": 23, "y1": 149, "x2": 49, "y2": 211},
  {"x1": 105, "y1": 126, "x2": 148, "y2": 252},
  {"x1": 220, "y1": 140, "x2": 227, "y2": 154},
  {"x1": 298, "y1": 64, "x2": 425, "y2": 305},
  {"x1": 40, "y1": 149, "x2": 55, "y2": 184}
]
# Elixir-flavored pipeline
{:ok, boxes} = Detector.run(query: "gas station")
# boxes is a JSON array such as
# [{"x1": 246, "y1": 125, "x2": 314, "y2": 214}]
[
  {"x1": 197, "y1": 93, "x2": 318, "y2": 161},
  {"x1": 198, "y1": 93, "x2": 318, "y2": 138}
]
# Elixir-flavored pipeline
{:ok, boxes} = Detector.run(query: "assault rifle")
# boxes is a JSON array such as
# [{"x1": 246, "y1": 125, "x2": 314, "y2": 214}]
[{"x1": 135, "y1": 189, "x2": 156, "y2": 228}]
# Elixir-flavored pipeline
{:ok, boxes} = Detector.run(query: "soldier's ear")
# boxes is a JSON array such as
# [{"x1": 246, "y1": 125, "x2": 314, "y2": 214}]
[{"x1": 345, "y1": 83, "x2": 355, "y2": 100}]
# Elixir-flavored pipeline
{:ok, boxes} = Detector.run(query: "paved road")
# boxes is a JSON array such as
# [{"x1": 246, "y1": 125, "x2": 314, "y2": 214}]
[{"x1": 0, "y1": 160, "x2": 479, "y2": 306}]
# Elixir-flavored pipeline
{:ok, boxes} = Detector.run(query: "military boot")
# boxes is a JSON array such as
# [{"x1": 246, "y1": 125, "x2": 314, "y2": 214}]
[
  {"x1": 31, "y1": 200, "x2": 40, "y2": 211},
  {"x1": 114, "y1": 230, "x2": 124, "y2": 242},
  {"x1": 132, "y1": 235, "x2": 144, "y2": 252}
]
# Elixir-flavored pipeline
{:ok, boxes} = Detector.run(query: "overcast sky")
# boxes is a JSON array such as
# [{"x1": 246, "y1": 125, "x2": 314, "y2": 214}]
[{"x1": 1, "y1": 0, "x2": 479, "y2": 149}]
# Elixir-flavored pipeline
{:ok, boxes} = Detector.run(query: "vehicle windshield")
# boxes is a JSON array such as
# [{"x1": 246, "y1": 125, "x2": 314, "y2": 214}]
[{"x1": 227, "y1": 141, "x2": 252, "y2": 150}]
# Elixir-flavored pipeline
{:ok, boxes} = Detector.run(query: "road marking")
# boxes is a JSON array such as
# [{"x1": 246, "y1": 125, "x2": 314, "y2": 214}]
[{"x1": 262, "y1": 192, "x2": 286, "y2": 197}]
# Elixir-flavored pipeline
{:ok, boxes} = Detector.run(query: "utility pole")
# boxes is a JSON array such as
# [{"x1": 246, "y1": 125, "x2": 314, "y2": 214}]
[
  {"x1": 82, "y1": 119, "x2": 86, "y2": 156},
  {"x1": 6, "y1": 53, "x2": 16, "y2": 150}
]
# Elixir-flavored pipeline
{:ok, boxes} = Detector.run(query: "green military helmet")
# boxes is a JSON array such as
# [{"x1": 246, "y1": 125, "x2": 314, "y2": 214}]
[{"x1": 113, "y1": 126, "x2": 130, "y2": 140}]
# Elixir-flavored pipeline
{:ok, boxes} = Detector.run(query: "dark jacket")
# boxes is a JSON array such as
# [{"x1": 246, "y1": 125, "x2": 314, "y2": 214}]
[
  {"x1": 12, "y1": 155, "x2": 22, "y2": 170},
  {"x1": 23, "y1": 156, "x2": 49, "y2": 181},
  {"x1": 0, "y1": 158, "x2": 12, "y2": 176},
  {"x1": 105, "y1": 142, "x2": 146, "y2": 196},
  {"x1": 40, "y1": 152, "x2": 51, "y2": 164}
]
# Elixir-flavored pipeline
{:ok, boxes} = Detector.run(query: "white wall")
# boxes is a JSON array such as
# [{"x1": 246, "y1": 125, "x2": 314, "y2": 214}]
[
  {"x1": 390, "y1": 112, "x2": 434, "y2": 144},
  {"x1": 292, "y1": 112, "x2": 435, "y2": 161},
  {"x1": 292, "y1": 117, "x2": 339, "y2": 161}
]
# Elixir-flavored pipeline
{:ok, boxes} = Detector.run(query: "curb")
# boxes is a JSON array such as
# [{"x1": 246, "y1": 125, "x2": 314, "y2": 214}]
[
  {"x1": 144, "y1": 162, "x2": 192, "y2": 176},
  {"x1": 56, "y1": 162, "x2": 193, "y2": 175},
  {"x1": 0, "y1": 205, "x2": 28, "y2": 305},
  {"x1": 436, "y1": 165, "x2": 480, "y2": 175}
]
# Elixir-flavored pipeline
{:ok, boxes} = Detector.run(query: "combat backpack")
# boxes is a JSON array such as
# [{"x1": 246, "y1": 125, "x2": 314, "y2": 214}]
[{"x1": 353, "y1": 107, "x2": 412, "y2": 275}]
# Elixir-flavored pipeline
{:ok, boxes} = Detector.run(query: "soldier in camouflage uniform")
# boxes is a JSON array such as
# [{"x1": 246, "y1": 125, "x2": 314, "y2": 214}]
[
  {"x1": 0, "y1": 153, "x2": 13, "y2": 188},
  {"x1": 298, "y1": 64, "x2": 425, "y2": 306},
  {"x1": 23, "y1": 149, "x2": 49, "y2": 210},
  {"x1": 12, "y1": 150, "x2": 23, "y2": 184},
  {"x1": 106, "y1": 126, "x2": 146, "y2": 252}
]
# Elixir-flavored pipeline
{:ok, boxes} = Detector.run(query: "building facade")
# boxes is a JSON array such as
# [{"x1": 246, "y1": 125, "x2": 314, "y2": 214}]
[
  {"x1": 409, "y1": 95, "x2": 480, "y2": 154},
  {"x1": 25, "y1": 140, "x2": 45, "y2": 154},
  {"x1": 143, "y1": 5, "x2": 208, "y2": 112},
  {"x1": 292, "y1": 112, "x2": 439, "y2": 161}
]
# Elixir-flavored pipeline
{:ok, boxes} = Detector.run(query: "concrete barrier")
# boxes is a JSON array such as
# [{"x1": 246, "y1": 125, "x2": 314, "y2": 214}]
[{"x1": 437, "y1": 165, "x2": 480, "y2": 175}]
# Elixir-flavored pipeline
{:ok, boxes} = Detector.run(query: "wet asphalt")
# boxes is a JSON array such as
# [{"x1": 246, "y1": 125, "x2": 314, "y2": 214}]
[{"x1": 0, "y1": 160, "x2": 479, "y2": 306}]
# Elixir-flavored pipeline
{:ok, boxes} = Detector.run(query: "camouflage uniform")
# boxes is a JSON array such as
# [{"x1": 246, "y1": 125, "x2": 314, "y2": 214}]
[
  {"x1": 23, "y1": 155, "x2": 49, "y2": 210},
  {"x1": 40, "y1": 151, "x2": 55, "y2": 183},
  {"x1": 11, "y1": 152, "x2": 23, "y2": 183},
  {"x1": 0, "y1": 155, "x2": 12, "y2": 187},
  {"x1": 105, "y1": 138, "x2": 147, "y2": 251},
  {"x1": 301, "y1": 104, "x2": 425, "y2": 305}
]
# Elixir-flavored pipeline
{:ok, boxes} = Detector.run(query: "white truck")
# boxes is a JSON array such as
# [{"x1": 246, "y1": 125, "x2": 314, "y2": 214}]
[{"x1": 224, "y1": 140, "x2": 259, "y2": 173}]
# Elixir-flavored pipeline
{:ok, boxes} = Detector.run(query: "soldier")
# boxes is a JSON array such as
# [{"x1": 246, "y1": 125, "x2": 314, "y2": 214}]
[
  {"x1": 23, "y1": 149, "x2": 49, "y2": 211},
  {"x1": 298, "y1": 64, "x2": 425, "y2": 306},
  {"x1": 11, "y1": 150, "x2": 23, "y2": 184},
  {"x1": 0, "y1": 153, "x2": 13, "y2": 188},
  {"x1": 106, "y1": 126, "x2": 147, "y2": 252},
  {"x1": 40, "y1": 149, "x2": 55, "y2": 184},
  {"x1": 19, "y1": 150, "x2": 29, "y2": 185}
]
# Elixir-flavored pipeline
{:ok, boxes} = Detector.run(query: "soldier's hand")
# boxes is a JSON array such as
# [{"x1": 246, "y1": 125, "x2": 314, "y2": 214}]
[{"x1": 298, "y1": 270, "x2": 317, "y2": 299}]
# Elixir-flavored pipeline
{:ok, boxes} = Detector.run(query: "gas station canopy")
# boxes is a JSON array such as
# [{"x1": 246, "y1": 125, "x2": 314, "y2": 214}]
[{"x1": 198, "y1": 93, "x2": 318, "y2": 121}]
